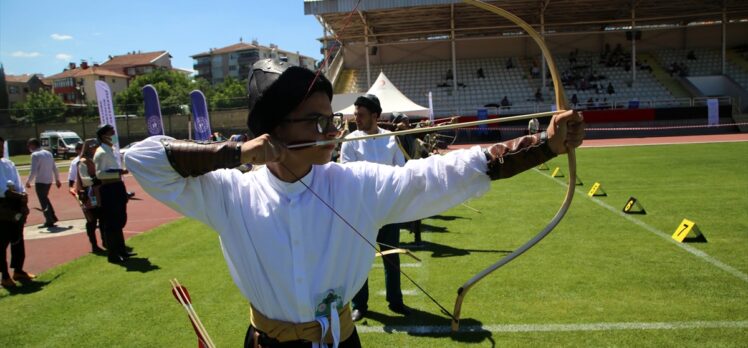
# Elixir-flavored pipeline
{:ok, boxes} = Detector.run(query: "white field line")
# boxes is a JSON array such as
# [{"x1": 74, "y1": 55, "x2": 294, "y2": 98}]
[
  {"x1": 372, "y1": 263, "x2": 421, "y2": 268},
  {"x1": 377, "y1": 289, "x2": 418, "y2": 296},
  {"x1": 536, "y1": 169, "x2": 748, "y2": 284},
  {"x1": 356, "y1": 320, "x2": 748, "y2": 334},
  {"x1": 581, "y1": 139, "x2": 748, "y2": 148}
]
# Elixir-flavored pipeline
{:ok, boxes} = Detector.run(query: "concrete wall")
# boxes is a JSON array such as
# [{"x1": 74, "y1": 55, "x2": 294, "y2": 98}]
[{"x1": 0, "y1": 109, "x2": 251, "y2": 156}]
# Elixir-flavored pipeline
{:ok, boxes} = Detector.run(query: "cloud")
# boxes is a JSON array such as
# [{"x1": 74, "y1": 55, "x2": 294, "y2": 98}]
[
  {"x1": 56, "y1": 53, "x2": 73, "y2": 61},
  {"x1": 51, "y1": 33, "x2": 74, "y2": 41},
  {"x1": 11, "y1": 51, "x2": 41, "y2": 58}
]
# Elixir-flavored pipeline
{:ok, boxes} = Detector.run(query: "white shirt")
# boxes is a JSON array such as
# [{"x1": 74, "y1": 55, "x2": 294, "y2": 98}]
[
  {"x1": 78, "y1": 160, "x2": 95, "y2": 187},
  {"x1": 68, "y1": 157, "x2": 80, "y2": 184},
  {"x1": 26, "y1": 149, "x2": 59, "y2": 185},
  {"x1": 94, "y1": 143, "x2": 120, "y2": 180},
  {"x1": 340, "y1": 128, "x2": 405, "y2": 166},
  {"x1": 0, "y1": 158, "x2": 25, "y2": 198},
  {"x1": 125, "y1": 136, "x2": 489, "y2": 324}
]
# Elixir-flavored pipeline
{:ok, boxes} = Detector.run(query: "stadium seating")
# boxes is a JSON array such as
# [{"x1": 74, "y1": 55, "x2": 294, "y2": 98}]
[
  {"x1": 339, "y1": 48, "x2": 748, "y2": 117},
  {"x1": 653, "y1": 48, "x2": 748, "y2": 90}
]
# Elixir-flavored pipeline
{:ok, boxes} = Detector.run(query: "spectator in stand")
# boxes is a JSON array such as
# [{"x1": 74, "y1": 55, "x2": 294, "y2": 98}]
[
  {"x1": 446, "y1": 69, "x2": 453, "y2": 80},
  {"x1": 76, "y1": 139, "x2": 104, "y2": 253},
  {"x1": 534, "y1": 88, "x2": 543, "y2": 102},
  {"x1": 586, "y1": 97, "x2": 594, "y2": 109},
  {"x1": 505, "y1": 57, "x2": 514, "y2": 69},
  {"x1": 687, "y1": 50, "x2": 696, "y2": 60},
  {"x1": 500, "y1": 96, "x2": 511, "y2": 109},
  {"x1": 568, "y1": 49, "x2": 578, "y2": 66},
  {"x1": 476, "y1": 67, "x2": 485, "y2": 79},
  {"x1": 530, "y1": 61, "x2": 540, "y2": 78},
  {"x1": 640, "y1": 60, "x2": 653, "y2": 73},
  {"x1": 1, "y1": 136, "x2": 35, "y2": 288},
  {"x1": 607, "y1": 82, "x2": 615, "y2": 95},
  {"x1": 25, "y1": 138, "x2": 61, "y2": 228},
  {"x1": 571, "y1": 94, "x2": 579, "y2": 107}
]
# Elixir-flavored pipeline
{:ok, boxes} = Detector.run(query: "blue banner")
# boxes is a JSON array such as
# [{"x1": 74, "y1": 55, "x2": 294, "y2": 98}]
[
  {"x1": 476, "y1": 108, "x2": 488, "y2": 135},
  {"x1": 142, "y1": 84, "x2": 165, "y2": 136},
  {"x1": 190, "y1": 90, "x2": 212, "y2": 141}
]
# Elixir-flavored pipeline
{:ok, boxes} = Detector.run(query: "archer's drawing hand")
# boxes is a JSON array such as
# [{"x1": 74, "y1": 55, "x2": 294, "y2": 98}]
[
  {"x1": 547, "y1": 110, "x2": 585, "y2": 154},
  {"x1": 241, "y1": 134, "x2": 286, "y2": 165}
]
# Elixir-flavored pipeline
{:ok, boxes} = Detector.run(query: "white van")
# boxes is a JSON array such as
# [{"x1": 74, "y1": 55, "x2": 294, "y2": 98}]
[{"x1": 40, "y1": 130, "x2": 83, "y2": 159}]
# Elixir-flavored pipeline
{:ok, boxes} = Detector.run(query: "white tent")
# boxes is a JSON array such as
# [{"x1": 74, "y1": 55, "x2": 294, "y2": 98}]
[{"x1": 336, "y1": 72, "x2": 430, "y2": 118}]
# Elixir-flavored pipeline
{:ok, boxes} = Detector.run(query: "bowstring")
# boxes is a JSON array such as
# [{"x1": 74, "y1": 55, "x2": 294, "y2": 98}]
[
  {"x1": 293, "y1": 0, "x2": 457, "y2": 320},
  {"x1": 278, "y1": 162, "x2": 456, "y2": 320}
]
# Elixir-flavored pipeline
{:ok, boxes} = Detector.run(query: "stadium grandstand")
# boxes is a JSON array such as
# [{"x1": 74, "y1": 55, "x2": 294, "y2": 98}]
[{"x1": 304, "y1": 0, "x2": 748, "y2": 140}]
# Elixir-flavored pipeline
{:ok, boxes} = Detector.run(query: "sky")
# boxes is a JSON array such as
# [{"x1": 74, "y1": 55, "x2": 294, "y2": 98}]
[{"x1": 0, "y1": 0, "x2": 324, "y2": 77}]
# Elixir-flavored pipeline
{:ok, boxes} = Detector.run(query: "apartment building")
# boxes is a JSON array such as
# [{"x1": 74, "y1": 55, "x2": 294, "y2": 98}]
[
  {"x1": 192, "y1": 40, "x2": 316, "y2": 85},
  {"x1": 47, "y1": 62, "x2": 129, "y2": 105},
  {"x1": 101, "y1": 50, "x2": 173, "y2": 77},
  {"x1": 5, "y1": 74, "x2": 51, "y2": 106}
]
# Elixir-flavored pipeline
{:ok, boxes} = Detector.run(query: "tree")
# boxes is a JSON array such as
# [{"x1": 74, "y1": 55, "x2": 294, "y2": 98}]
[
  {"x1": 210, "y1": 76, "x2": 247, "y2": 110},
  {"x1": 0, "y1": 64, "x2": 10, "y2": 124},
  {"x1": 115, "y1": 69, "x2": 196, "y2": 116},
  {"x1": 16, "y1": 90, "x2": 67, "y2": 124}
]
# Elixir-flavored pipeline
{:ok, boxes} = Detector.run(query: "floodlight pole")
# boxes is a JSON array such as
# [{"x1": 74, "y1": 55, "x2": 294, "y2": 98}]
[
  {"x1": 364, "y1": 23, "x2": 371, "y2": 87},
  {"x1": 722, "y1": 6, "x2": 727, "y2": 75},
  {"x1": 631, "y1": 4, "x2": 637, "y2": 87},
  {"x1": 540, "y1": 4, "x2": 546, "y2": 99},
  {"x1": 451, "y1": 4, "x2": 459, "y2": 114}
]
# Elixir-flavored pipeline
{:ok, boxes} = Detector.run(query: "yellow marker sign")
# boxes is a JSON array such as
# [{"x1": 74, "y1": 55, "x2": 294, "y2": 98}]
[
  {"x1": 538, "y1": 163, "x2": 550, "y2": 170},
  {"x1": 551, "y1": 167, "x2": 564, "y2": 178},
  {"x1": 622, "y1": 196, "x2": 646, "y2": 214},
  {"x1": 671, "y1": 218, "x2": 705, "y2": 243},
  {"x1": 587, "y1": 182, "x2": 607, "y2": 197}
]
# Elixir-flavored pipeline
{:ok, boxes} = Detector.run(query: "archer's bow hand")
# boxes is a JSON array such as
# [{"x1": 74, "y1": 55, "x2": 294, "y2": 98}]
[
  {"x1": 241, "y1": 134, "x2": 286, "y2": 165},
  {"x1": 483, "y1": 131, "x2": 557, "y2": 180},
  {"x1": 547, "y1": 110, "x2": 585, "y2": 155}
]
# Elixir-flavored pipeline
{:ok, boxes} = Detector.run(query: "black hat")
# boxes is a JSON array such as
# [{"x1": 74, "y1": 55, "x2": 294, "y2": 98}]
[
  {"x1": 246, "y1": 59, "x2": 333, "y2": 137},
  {"x1": 390, "y1": 112, "x2": 408, "y2": 124},
  {"x1": 96, "y1": 124, "x2": 114, "y2": 139},
  {"x1": 354, "y1": 94, "x2": 382, "y2": 115}
]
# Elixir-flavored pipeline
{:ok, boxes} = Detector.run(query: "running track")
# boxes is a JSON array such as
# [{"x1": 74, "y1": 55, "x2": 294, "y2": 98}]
[{"x1": 17, "y1": 133, "x2": 748, "y2": 275}]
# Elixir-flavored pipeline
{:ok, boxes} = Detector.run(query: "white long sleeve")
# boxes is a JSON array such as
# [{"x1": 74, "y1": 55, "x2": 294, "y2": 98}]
[{"x1": 125, "y1": 135, "x2": 490, "y2": 324}]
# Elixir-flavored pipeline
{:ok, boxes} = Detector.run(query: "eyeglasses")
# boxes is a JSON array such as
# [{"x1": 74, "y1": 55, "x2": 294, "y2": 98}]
[{"x1": 283, "y1": 112, "x2": 343, "y2": 134}]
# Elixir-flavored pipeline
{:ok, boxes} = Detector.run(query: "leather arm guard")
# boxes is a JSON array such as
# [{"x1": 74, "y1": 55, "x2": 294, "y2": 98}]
[
  {"x1": 484, "y1": 131, "x2": 557, "y2": 180},
  {"x1": 161, "y1": 139, "x2": 243, "y2": 177}
]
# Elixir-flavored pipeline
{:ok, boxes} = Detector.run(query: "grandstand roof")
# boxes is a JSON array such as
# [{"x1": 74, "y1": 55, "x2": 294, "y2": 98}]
[{"x1": 304, "y1": 0, "x2": 748, "y2": 44}]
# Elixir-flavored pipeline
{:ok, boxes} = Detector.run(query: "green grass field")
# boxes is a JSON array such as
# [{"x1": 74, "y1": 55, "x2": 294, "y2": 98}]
[{"x1": 1, "y1": 142, "x2": 746, "y2": 347}]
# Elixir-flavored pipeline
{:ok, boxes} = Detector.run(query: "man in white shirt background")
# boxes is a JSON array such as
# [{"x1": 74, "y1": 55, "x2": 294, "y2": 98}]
[
  {"x1": 340, "y1": 94, "x2": 411, "y2": 322},
  {"x1": 1, "y1": 136, "x2": 35, "y2": 288},
  {"x1": 25, "y1": 138, "x2": 61, "y2": 228},
  {"x1": 94, "y1": 125, "x2": 134, "y2": 264}
]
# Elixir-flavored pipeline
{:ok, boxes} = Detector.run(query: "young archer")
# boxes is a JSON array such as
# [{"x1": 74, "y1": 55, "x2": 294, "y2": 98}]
[{"x1": 125, "y1": 58, "x2": 584, "y2": 348}]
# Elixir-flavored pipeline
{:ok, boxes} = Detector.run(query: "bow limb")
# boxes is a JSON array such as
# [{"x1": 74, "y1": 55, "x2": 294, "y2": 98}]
[
  {"x1": 451, "y1": 0, "x2": 577, "y2": 332},
  {"x1": 375, "y1": 248, "x2": 422, "y2": 262}
]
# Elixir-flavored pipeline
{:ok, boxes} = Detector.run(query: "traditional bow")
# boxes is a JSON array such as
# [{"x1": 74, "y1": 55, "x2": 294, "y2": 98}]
[
  {"x1": 282, "y1": 0, "x2": 577, "y2": 333},
  {"x1": 450, "y1": 0, "x2": 577, "y2": 332}
]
